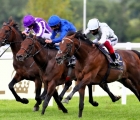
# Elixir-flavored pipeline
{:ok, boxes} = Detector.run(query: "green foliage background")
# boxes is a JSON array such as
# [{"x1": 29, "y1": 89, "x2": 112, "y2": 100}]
[{"x1": 0, "y1": 0, "x2": 139, "y2": 42}]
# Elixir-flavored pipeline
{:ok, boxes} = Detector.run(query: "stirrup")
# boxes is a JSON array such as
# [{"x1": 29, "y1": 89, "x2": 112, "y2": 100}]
[{"x1": 114, "y1": 60, "x2": 120, "y2": 66}]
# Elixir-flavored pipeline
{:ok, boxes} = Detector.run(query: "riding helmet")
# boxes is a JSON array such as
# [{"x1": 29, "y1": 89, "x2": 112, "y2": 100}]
[
  {"x1": 87, "y1": 18, "x2": 100, "y2": 30},
  {"x1": 48, "y1": 15, "x2": 61, "y2": 27},
  {"x1": 23, "y1": 15, "x2": 35, "y2": 27}
]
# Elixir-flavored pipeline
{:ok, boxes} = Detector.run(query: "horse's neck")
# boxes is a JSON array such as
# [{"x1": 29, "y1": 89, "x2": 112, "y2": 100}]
[
  {"x1": 33, "y1": 44, "x2": 57, "y2": 70},
  {"x1": 10, "y1": 35, "x2": 23, "y2": 57},
  {"x1": 75, "y1": 42, "x2": 97, "y2": 64}
]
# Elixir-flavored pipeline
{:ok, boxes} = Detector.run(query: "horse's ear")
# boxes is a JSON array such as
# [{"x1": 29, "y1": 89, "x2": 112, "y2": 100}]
[{"x1": 9, "y1": 16, "x2": 15, "y2": 26}]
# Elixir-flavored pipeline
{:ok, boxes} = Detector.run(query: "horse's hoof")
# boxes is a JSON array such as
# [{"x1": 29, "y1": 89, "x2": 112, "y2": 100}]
[
  {"x1": 62, "y1": 99, "x2": 69, "y2": 104},
  {"x1": 112, "y1": 96, "x2": 121, "y2": 102},
  {"x1": 33, "y1": 106, "x2": 39, "y2": 111},
  {"x1": 93, "y1": 101, "x2": 99, "y2": 107},
  {"x1": 41, "y1": 111, "x2": 44, "y2": 115},
  {"x1": 22, "y1": 98, "x2": 29, "y2": 104},
  {"x1": 63, "y1": 109, "x2": 68, "y2": 113}
]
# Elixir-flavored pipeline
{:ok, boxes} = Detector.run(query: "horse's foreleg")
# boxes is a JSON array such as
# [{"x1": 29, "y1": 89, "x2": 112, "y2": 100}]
[
  {"x1": 40, "y1": 88, "x2": 47, "y2": 100},
  {"x1": 41, "y1": 83, "x2": 67, "y2": 115},
  {"x1": 87, "y1": 84, "x2": 98, "y2": 106},
  {"x1": 33, "y1": 79, "x2": 42, "y2": 111},
  {"x1": 53, "y1": 89, "x2": 68, "y2": 113},
  {"x1": 62, "y1": 80, "x2": 85, "y2": 104},
  {"x1": 8, "y1": 78, "x2": 29, "y2": 104},
  {"x1": 99, "y1": 82, "x2": 121, "y2": 102},
  {"x1": 78, "y1": 86, "x2": 86, "y2": 118},
  {"x1": 59, "y1": 81, "x2": 72, "y2": 101}
]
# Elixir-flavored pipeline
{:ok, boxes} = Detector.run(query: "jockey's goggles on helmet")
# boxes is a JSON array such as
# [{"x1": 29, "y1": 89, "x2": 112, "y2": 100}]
[
  {"x1": 90, "y1": 28, "x2": 98, "y2": 33},
  {"x1": 90, "y1": 28, "x2": 99, "y2": 35},
  {"x1": 50, "y1": 24, "x2": 59, "y2": 29}
]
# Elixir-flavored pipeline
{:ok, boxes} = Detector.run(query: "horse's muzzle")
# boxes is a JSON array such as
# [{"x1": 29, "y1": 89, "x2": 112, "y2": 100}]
[{"x1": 16, "y1": 54, "x2": 26, "y2": 62}]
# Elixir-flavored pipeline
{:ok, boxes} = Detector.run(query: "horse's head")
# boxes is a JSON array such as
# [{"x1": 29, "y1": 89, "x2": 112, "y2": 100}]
[
  {"x1": 16, "y1": 35, "x2": 37, "y2": 61},
  {"x1": 55, "y1": 32, "x2": 78, "y2": 64},
  {"x1": 0, "y1": 17, "x2": 24, "y2": 47}
]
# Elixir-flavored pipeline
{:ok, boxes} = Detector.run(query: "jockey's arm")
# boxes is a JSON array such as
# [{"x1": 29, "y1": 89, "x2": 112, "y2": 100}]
[
  {"x1": 36, "y1": 22, "x2": 45, "y2": 37},
  {"x1": 52, "y1": 29, "x2": 67, "y2": 43},
  {"x1": 98, "y1": 27, "x2": 109, "y2": 44},
  {"x1": 22, "y1": 28, "x2": 30, "y2": 36}
]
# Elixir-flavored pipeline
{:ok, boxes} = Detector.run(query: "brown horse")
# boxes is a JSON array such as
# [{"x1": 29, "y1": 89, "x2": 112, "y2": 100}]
[
  {"x1": 55, "y1": 31, "x2": 140, "y2": 117},
  {"x1": 0, "y1": 18, "x2": 69, "y2": 112},
  {"x1": 16, "y1": 34, "x2": 121, "y2": 115}
]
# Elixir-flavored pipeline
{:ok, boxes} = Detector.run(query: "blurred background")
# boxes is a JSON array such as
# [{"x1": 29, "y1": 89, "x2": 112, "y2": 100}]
[{"x1": 0, "y1": 0, "x2": 139, "y2": 43}]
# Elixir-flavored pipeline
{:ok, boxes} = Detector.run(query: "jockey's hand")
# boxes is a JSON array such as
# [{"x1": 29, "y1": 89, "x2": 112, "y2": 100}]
[
  {"x1": 22, "y1": 31, "x2": 29, "y2": 36},
  {"x1": 98, "y1": 42, "x2": 101, "y2": 45},
  {"x1": 45, "y1": 39, "x2": 52, "y2": 44}
]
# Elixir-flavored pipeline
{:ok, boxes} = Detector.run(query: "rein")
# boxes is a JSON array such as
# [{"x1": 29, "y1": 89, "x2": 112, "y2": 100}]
[
  {"x1": 60, "y1": 37, "x2": 81, "y2": 60},
  {"x1": 21, "y1": 37, "x2": 48, "y2": 69},
  {"x1": 64, "y1": 37, "x2": 81, "y2": 53},
  {"x1": 0, "y1": 45, "x2": 10, "y2": 57}
]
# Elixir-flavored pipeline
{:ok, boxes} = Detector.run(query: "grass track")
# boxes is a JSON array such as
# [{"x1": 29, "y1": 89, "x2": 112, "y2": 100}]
[{"x1": 0, "y1": 95, "x2": 139, "y2": 120}]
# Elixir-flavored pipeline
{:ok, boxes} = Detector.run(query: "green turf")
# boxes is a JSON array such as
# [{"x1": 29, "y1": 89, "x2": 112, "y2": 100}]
[{"x1": 0, "y1": 95, "x2": 139, "y2": 120}]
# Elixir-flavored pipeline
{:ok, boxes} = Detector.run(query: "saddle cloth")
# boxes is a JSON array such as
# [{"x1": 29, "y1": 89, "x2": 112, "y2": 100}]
[{"x1": 98, "y1": 46, "x2": 123, "y2": 70}]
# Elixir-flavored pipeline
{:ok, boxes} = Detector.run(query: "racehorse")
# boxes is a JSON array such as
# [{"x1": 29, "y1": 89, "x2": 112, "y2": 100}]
[
  {"x1": 55, "y1": 31, "x2": 140, "y2": 117},
  {"x1": 0, "y1": 17, "x2": 69, "y2": 112},
  {"x1": 16, "y1": 35, "x2": 121, "y2": 115}
]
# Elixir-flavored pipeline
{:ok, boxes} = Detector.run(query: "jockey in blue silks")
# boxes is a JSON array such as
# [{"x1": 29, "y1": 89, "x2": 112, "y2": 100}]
[
  {"x1": 45, "y1": 15, "x2": 76, "y2": 67},
  {"x1": 22, "y1": 15, "x2": 52, "y2": 40},
  {"x1": 45, "y1": 15, "x2": 76, "y2": 45}
]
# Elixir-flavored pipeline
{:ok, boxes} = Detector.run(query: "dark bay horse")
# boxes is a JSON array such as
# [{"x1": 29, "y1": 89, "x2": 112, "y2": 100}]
[
  {"x1": 0, "y1": 18, "x2": 69, "y2": 112},
  {"x1": 55, "y1": 31, "x2": 140, "y2": 117},
  {"x1": 16, "y1": 35, "x2": 121, "y2": 115}
]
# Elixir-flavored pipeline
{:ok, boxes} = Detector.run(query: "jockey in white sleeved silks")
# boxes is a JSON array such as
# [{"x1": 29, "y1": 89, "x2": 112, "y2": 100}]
[
  {"x1": 22, "y1": 15, "x2": 52, "y2": 39},
  {"x1": 84, "y1": 18, "x2": 119, "y2": 66}
]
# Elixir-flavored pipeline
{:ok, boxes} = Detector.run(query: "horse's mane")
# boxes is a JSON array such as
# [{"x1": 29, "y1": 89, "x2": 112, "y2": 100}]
[
  {"x1": 4, "y1": 17, "x2": 26, "y2": 40},
  {"x1": 66, "y1": 31, "x2": 93, "y2": 46},
  {"x1": 28, "y1": 34, "x2": 58, "y2": 50}
]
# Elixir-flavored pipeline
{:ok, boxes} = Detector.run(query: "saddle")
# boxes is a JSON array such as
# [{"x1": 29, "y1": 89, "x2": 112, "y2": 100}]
[{"x1": 97, "y1": 45, "x2": 123, "y2": 70}]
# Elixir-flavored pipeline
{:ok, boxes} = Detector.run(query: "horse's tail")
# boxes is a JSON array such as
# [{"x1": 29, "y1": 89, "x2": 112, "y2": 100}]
[{"x1": 131, "y1": 50, "x2": 140, "y2": 59}]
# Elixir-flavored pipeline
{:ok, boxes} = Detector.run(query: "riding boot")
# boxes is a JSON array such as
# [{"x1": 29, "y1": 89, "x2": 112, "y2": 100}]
[{"x1": 110, "y1": 53, "x2": 120, "y2": 66}]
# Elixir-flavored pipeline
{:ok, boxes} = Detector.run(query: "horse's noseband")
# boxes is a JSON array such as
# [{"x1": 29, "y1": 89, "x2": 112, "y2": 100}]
[{"x1": 20, "y1": 37, "x2": 35, "y2": 58}]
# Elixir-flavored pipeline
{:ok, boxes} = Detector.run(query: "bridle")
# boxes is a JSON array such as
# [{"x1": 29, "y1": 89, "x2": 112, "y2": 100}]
[
  {"x1": 0, "y1": 24, "x2": 23, "y2": 57},
  {"x1": 20, "y1": 36, "x2": 47, "y2": 58},
  {"x1": 0, "y1": 24, "x2": 23, "y2": 45},
  {"x1": 56, "y1": 37, "x2": 81, "y2": 62},
  {"x1": 0, "y1": 25, "x2": 12, "y2": 45}
]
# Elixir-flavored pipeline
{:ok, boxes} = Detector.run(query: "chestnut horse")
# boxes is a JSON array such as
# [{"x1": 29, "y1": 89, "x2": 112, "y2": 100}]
[
  {"x1": 55, "y1": 31, "x2": 140, "y2": 117},
  {"x1": 16, "y1": 35, "x2": 121, "y2": 115},
  {"x1": 0, "y1": 18, "x2": 69, "y2": 112}
]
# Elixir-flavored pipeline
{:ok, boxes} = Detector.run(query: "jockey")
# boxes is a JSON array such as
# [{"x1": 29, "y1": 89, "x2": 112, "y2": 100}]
[
  {"x1": 45, "y1": 15, "x2": 77, "y2": 67},
  {"x1": 22, "y1": 15, "x2": 52, "y2": 40},
  {"x1": 84, "y1": 18, "x2": 120, "y2": 66}
]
